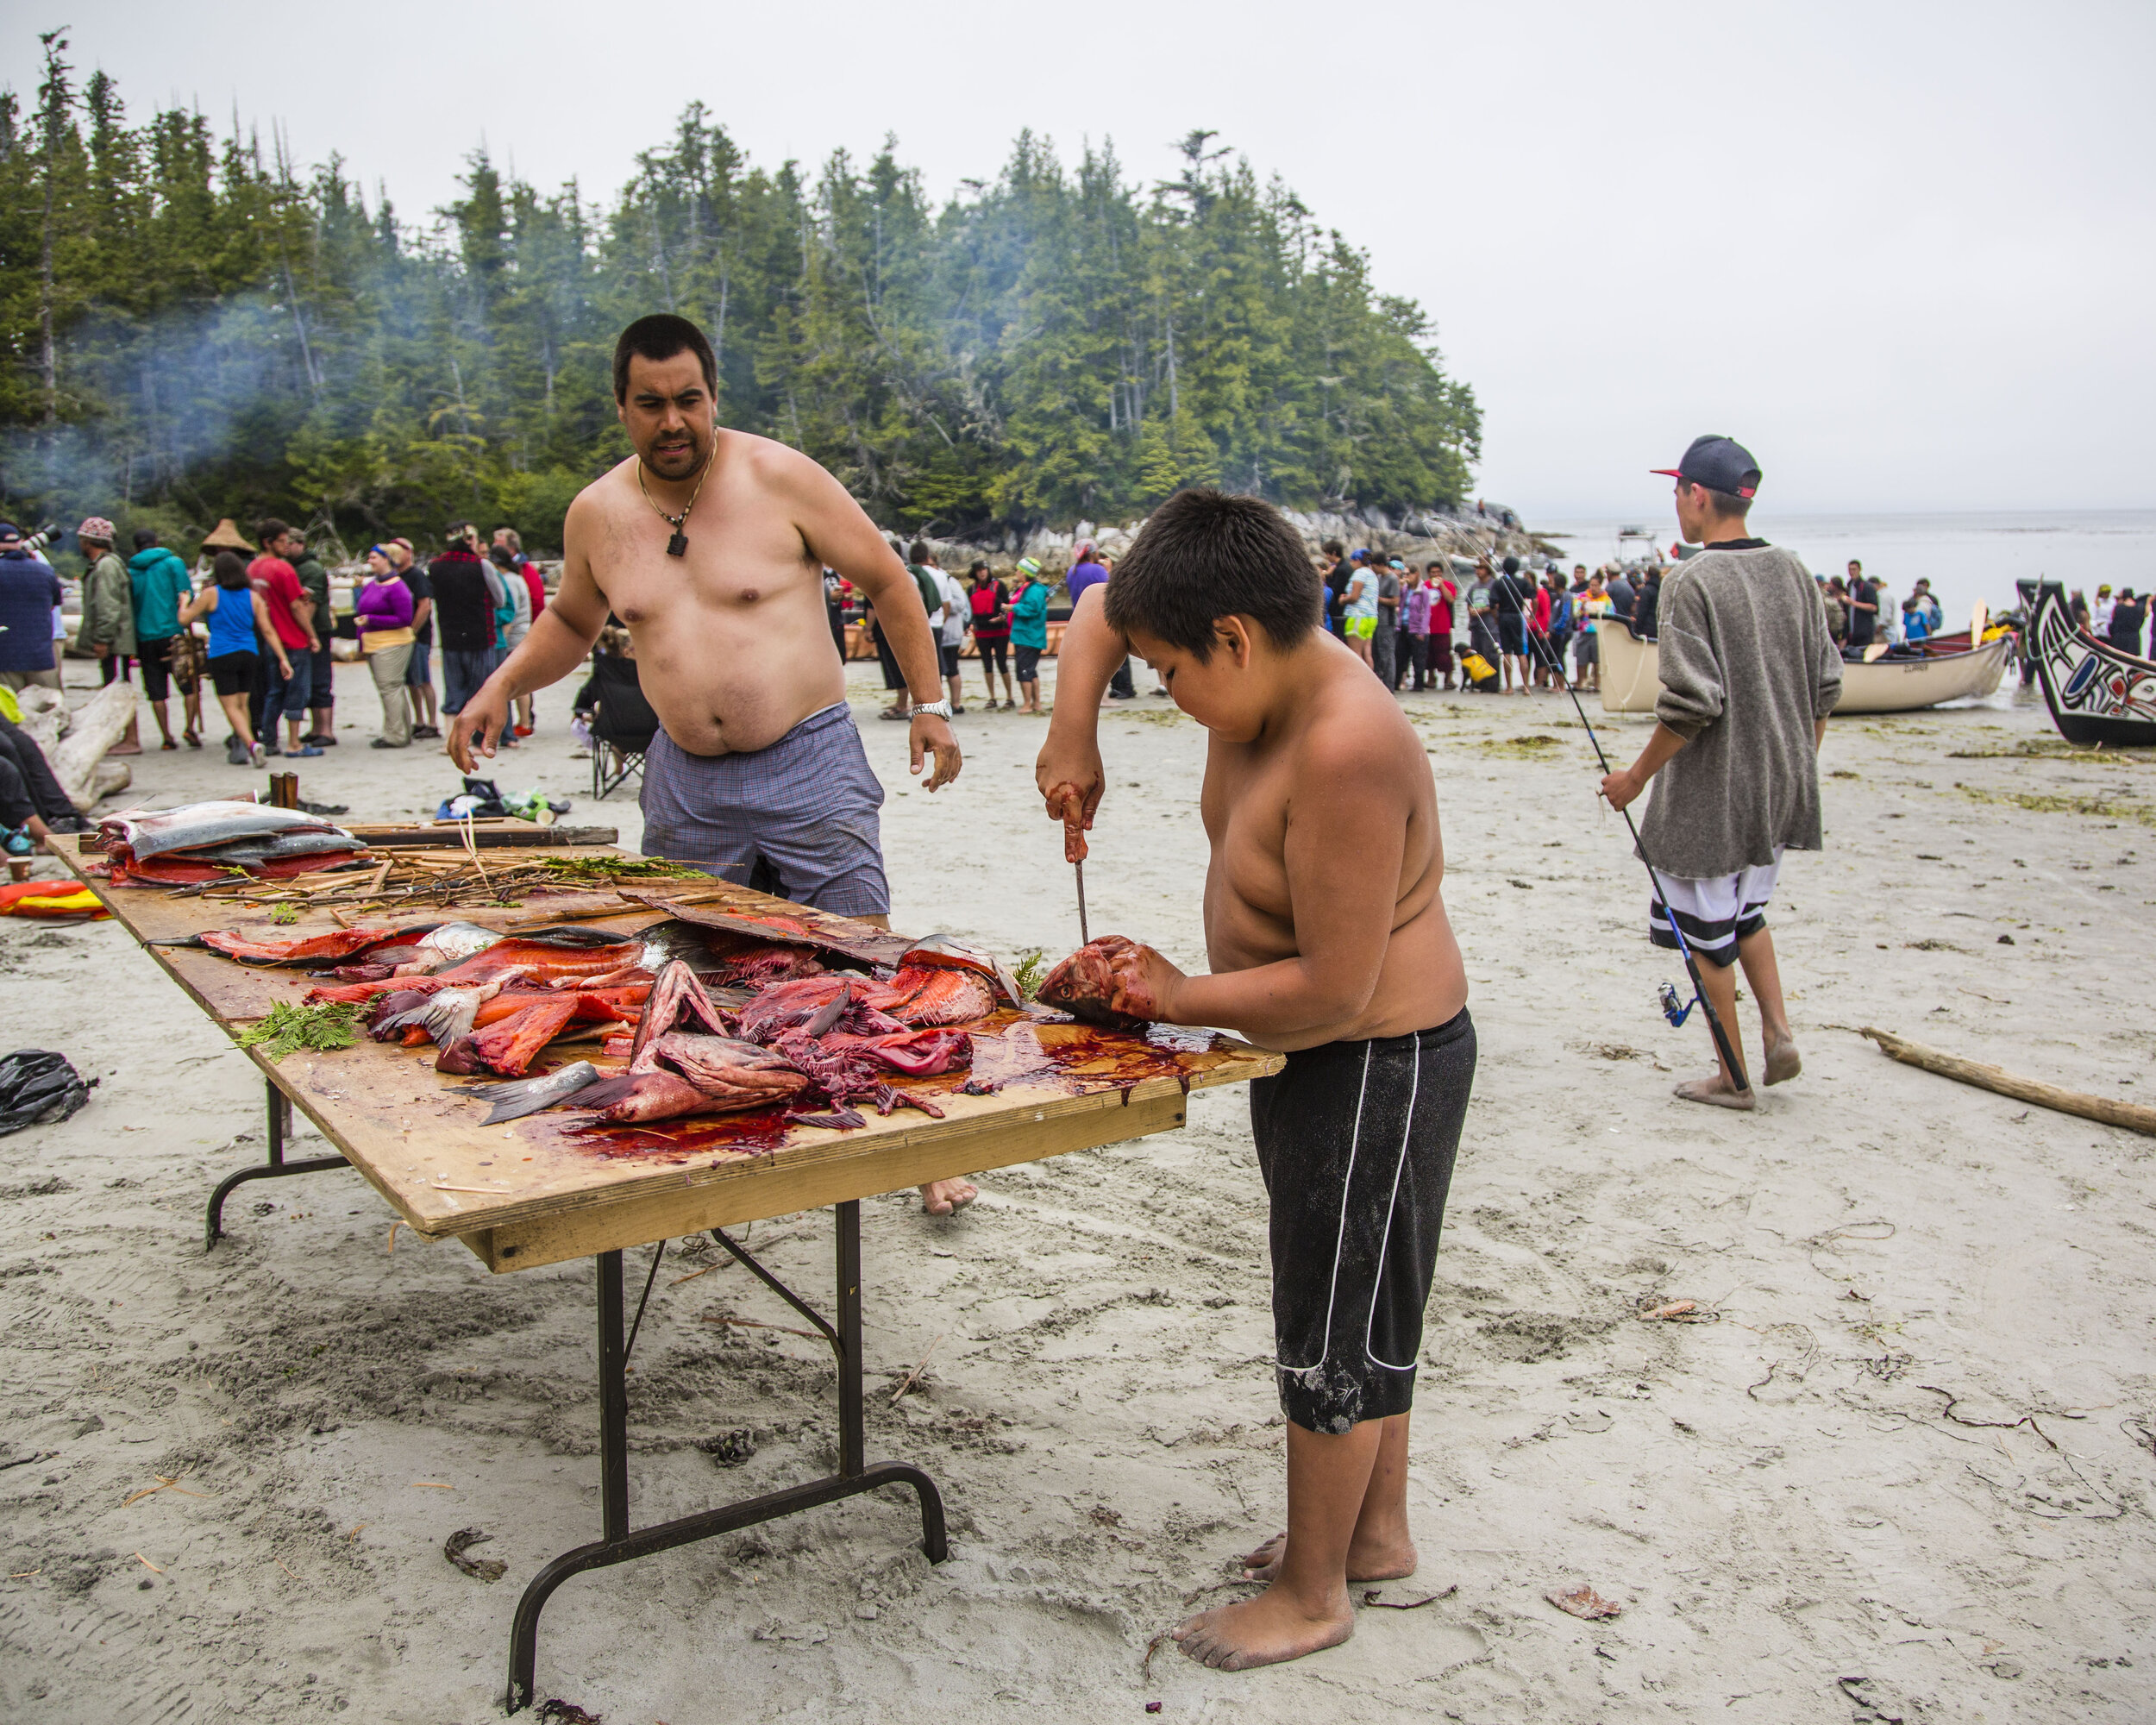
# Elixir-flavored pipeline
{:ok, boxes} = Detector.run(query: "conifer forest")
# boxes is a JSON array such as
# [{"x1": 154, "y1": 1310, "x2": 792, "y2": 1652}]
[{"x1": 0, "y1": 29, "x2": 1480, "y2": 555}]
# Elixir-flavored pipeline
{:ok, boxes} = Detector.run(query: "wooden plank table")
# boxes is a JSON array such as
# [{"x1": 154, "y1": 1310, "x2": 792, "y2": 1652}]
[{"x1": 55, "y1": 837, "x2": 1281, "y2": 1710}]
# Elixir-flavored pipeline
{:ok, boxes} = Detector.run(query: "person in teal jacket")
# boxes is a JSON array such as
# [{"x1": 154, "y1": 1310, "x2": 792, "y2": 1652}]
[
  {"x1": 1011, "y1": 556, "x2": 1050, "y2": 714},
  {"x1": 128, "y1": 529, "x2": 197, "y2": 749}
]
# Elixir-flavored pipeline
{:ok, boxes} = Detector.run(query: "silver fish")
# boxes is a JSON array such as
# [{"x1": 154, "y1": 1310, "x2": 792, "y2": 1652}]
[
  {"x1": 102, "y1": 799, "x2": 352, "y2": 861},
  {"x1": 462, "y1": 1060, "x2": 603, "y2": 1124},
  {"x1": 182, "y1": 831, "x2": 369, "y2": 865}
]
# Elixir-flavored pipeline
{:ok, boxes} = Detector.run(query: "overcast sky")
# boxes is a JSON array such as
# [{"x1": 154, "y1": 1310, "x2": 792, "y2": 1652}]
[{"x1": 11, "y1": 0, "x2": 2152, "y2": 517}]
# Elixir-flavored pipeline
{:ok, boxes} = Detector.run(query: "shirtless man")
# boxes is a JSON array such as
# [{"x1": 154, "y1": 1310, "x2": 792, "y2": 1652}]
[
  {"x1": 1034, "y1": 488, "x2": 1476, "y2": 1670},
  {"x1": 449, "y1": 313, "x2": 975, "y2": 1212}
]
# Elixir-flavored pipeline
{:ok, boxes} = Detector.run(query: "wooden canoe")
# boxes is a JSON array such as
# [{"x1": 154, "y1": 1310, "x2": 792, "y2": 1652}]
[{"x1": 1595, "y1": 619, "x2": 2013, "y2": 716}]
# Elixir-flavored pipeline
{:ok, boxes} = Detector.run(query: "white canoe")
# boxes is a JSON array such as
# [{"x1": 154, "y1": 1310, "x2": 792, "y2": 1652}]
[{"x1": 1595, "y1": 620, "x2": 2012, "y2": 716}]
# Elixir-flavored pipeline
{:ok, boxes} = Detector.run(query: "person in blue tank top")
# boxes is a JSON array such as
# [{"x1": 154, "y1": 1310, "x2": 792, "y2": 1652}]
[{"x1": 180, "y1": 551, "x2": 291, "y2": 768}]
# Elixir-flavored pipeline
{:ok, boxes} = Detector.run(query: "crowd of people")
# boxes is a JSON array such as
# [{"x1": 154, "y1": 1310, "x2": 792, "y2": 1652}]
[
  {"x1": 1316, "y1": 543, "x2": 1638, "y2": 697},
  {"x1": 0, "y1": 514, "x2": 551, "y2": 773}
]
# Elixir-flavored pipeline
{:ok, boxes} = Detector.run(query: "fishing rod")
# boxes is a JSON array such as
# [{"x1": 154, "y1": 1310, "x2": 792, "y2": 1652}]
[{"x1": 1519, "y1": 596, "x2": 1752, "y2": 1096}]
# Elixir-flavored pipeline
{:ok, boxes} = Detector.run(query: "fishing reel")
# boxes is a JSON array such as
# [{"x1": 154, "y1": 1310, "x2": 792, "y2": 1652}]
[{"x1": 1658, "y1": 981, "x2": 1699, "y2": 1028}]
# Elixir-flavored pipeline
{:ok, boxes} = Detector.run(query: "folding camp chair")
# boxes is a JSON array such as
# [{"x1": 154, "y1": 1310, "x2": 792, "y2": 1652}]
[{"x1": 589, "y1": 653, "x2": 659, "y2": 801}]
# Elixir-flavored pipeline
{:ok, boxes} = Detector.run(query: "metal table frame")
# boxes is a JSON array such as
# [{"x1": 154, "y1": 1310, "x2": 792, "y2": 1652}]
[
  {"x1": 204, "y1": 1107, "x2": 947, "y2": 1716},
  {"x1": 204, "y1": 1077, "x2": 354, "y2": 1248}
]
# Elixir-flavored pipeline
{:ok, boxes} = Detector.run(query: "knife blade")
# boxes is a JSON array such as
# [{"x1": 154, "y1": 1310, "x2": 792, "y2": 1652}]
[{"x1": 1074, "y1": 859, "x2": 1089, "y2": 945}]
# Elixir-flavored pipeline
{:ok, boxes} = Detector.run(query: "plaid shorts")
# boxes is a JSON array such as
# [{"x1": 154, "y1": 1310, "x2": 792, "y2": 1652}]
[{"x1": 640, "y1": 702, "x2": 889, "y2": 916}]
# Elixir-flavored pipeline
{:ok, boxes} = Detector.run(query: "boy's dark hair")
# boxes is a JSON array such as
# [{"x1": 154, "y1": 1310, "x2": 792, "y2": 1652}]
[
  {"x1": 1321, "y1": 538, "x2": 1344, "y2": 558},
  {"x1": 1698, "y1": 484, "x2": 1753, "y2": 518},
  {"x1": 1103, "y1": 488, "x2": 1320, "y2": 661},
  {"x1": 613, "y1": 314, "x2": 718, "y2": 402},
  {"x1": 256, "y1": 518, "x2": 289, "y2": 547},
  {"x1": 1501, "y1": 555, "x2": 1520, "y2": 575},
  {"x1": 133, "y1": 527, "x2": 158, "y2": 549},
  {"x1": 908, "y1": 540, "x2": 929, "y2": 564}
]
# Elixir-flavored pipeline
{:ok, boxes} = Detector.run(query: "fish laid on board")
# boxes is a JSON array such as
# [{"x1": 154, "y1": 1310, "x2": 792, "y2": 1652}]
[
  {"x1": 734, "y1": 975, "x2": 906, "y2": 1043},
  {"x1": 461, "y1": 1061, "x2": 602, "y2": 1126},
  {"x1": 199, "y1": 925, "x2": 399, "y2": 965},
  {"x1": 370, "y1": 981, "x2": 504, "y2": 1044},
  {"x1": 821, "y1": 1027, "x2": 974, "y2": 1076},
  {"x1": 618, "y1": 892, "x2": 915, "y2": 969},
  {"x1": 437, "y1": 996, "x2": 582, "y2": 1076},
  {"x1": 431, "y1": 938, "x2": 645, "y2": 988},
  {"x1": 98, "y1": 800, "x2": 352, "y2": 861},
  {"x1": 861, "y1": 965, "x2": 996, "y2": 1027},
  {"x1": 626, "y1": 960, "x2": 737, "y2": 1070},
  {"x1": 646, "y1": 1032, "x2": 811, "y2": 1107}
]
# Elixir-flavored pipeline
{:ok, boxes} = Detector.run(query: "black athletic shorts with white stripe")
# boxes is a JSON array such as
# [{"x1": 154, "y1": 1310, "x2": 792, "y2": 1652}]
[{"x1": 1250, "y1": 1009, "x2": 1475, "y2": 1434}]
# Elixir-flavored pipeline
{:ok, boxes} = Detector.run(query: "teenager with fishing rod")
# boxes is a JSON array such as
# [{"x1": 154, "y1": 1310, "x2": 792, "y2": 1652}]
[{"x1": 1530, "y1": 436, "x2": 1844, "y2": 1110}]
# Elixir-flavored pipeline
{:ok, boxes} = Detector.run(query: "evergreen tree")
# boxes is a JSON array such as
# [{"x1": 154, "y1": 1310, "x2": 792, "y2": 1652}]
[{"x1": 0, "y1": 39, "x2": 1480, "y2": 558}]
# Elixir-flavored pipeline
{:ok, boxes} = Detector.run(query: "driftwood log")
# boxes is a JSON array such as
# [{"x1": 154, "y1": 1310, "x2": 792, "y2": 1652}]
[{"x1": 1860, "y1": 1026, "x2": 2156, "y2": 1137}]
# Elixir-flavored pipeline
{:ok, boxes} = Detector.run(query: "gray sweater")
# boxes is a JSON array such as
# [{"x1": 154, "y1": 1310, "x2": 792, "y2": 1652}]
[{"x1": 1639, "y1": 543, "x2": 1842, "y2": 878}]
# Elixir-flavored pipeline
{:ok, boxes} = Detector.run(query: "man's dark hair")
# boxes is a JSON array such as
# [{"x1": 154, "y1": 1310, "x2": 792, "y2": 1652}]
[
  {"x1": 133, "y1": 527, "x2": 159, "y2": 549},
  {"x1": 1102, "y1": 488, "x2": 1319, "y2": 662},
  {"x1": 613, "y1": 314, "x2": 718, "y2": 403},
  {"x1": 908, "y1": 540, "x2": 929, "y2": 564},
  {"x1": 1686, "y1": 479, "x2": 1754, "y2": 520},
  {"x1": 256, "y1": 518, "x2": 290, "y2": 548},
  {"x1": 1322, "y1": 538, "x2": 1344, "y2": 558},
  {"x1": 1501, "y1": 555, "x2": 1519, "y2": 576}
]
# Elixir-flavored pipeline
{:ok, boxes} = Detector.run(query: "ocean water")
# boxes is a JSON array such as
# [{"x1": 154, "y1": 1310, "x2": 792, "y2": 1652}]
[{"x1": 1535, "y1": 509, "x2": 2156, "y2": 633}]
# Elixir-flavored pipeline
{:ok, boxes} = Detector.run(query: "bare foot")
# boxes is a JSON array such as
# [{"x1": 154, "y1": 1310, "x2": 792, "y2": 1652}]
[
  {"x1": 1674, "y1": 1074, "x2": 1757, "y2": 1111},
  {"x1": 1241, "y1": 1531, "x2": 1416, "y2": 1584},
  {"x1": 920, "y1": 1177, "x2": 977, "y2": 1215},
  {"x1": 1763, "y1": 1037, "x2": 1802, "y2": 1085},
  {"x1": 1174, "y1": 1584, "x2": 1355, "y2": 1671}
]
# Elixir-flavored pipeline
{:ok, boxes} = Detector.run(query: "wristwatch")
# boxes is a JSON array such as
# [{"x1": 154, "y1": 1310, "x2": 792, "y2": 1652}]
[{"x1": 911, "y1": 699, "x2": 955, "y2": 720}]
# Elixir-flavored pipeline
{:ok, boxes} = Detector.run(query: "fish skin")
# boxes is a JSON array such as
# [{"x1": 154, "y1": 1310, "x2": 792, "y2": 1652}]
[
  {"x1": 464, "y1": 1060, "x2": 603, "y2": 1124},
  {"x1": 202, "y1": 925, "x2": 398, "y2": 965},
  {"x1": 100, "y1": 799, "x2": 352, "y2": 861},
  {"x1": 627, "y1": 960, "x2": 736, "y2": 1070},
  {"x1": 649, "y1": 1032, "x2": 811, "y2": 1105},
  {"x1": 893, "y1": 936, "x2": 1024, "y2": 1007},
  {"x1": 570, "y1": 1070, "x2": 743, "y2": 1125}
]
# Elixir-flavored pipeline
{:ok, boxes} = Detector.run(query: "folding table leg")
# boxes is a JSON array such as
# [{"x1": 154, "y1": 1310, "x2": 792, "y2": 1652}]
[
  {"x1": 505, "y1": 1211, "x2": 949, "y2": 1713},
  {"x1": 204, "y1": 1076, "x2": 351, "y2": 1250}
]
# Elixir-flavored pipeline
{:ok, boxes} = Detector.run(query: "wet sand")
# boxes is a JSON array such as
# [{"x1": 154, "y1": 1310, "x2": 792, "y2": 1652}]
[{"x1": 2, "y1": 659, "x2": 2152, "y2": 1722}]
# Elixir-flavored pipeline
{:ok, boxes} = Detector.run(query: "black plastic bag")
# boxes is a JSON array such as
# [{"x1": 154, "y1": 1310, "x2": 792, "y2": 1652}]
[{"x1": 0, "y1": 1050, "x2": 95, "y2": 1136}]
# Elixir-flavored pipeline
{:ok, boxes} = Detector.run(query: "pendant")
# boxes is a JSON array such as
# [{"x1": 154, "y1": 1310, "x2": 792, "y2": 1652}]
[{"x1": 667, "y1": 530, "x2": 688, "y2": 558}]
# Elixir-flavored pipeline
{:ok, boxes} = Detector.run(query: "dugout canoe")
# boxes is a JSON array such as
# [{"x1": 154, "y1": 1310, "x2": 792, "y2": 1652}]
[
  {"x1": 2015, "y1": 578, "x2": 2156, "y2": 746},
  {"x1": 1595, "y1": 619, "x2": 2013, "y2": 716}
]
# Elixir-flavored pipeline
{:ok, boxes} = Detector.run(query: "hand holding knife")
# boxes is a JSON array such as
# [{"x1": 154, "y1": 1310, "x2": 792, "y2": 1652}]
[{"x1": 1051, "y1": 781, "x2": 1090, "y2": 944}]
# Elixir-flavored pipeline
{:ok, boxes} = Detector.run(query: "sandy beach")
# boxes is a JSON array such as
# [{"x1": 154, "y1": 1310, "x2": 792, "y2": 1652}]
[{"x1": 2, "y1": 656, "x2": 2152, "y2": 1723}]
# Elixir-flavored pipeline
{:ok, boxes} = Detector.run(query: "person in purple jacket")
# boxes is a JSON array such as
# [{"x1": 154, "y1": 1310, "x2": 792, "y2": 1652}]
[
  {"x1": 356, "y1": 546, "x2": 418, "y2": 747},
  {"x1": 1067, "y1": 541, "x2": 1135, "y2": 700}
]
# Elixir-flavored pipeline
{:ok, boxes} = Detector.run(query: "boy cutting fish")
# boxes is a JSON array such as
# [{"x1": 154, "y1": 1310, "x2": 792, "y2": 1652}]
[{"x1": 1034, "y1": 489, "x2": 1476, "y2": 1671}]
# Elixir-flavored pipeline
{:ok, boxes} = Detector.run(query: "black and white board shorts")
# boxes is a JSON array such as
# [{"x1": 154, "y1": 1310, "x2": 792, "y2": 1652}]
[
  {"x1": 1250, "y1": 1009, "x2": 1475, "y2": 1434},
  {"x1": 1648, "y1": 847, "x2": 1783, "y2": 969}
]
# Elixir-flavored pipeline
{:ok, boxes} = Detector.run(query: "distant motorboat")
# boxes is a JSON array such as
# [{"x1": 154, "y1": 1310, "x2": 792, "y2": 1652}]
[
  {"x1": 1595, "y1": 618, "x2": 2013, "y2": 716},
  {"x1": 2016, "y1": 578, "x2": 2156, "y2": 745}
]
